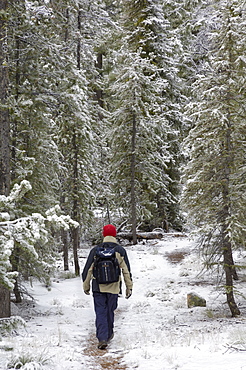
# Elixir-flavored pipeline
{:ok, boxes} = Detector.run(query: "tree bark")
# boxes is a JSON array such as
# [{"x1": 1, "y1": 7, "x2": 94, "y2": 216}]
[
  {"x1": 223, "y1": 234, "x2": 240, "y2": 317},
  {"x1": 62, "y1": 229, "x2": 69, "y2": 271},
  {"x1": 0, "y1": 0, "x2": 11, "y2": 318},
  {"x1": 220, "y1": 123, "x2": 240, "y2": 316},
  {"x1": 71, "y1": 131, "x2": 80, "y2": 276},
  {"x1": 72, "y1": 227, "x2": 80, "y2": 276},
  {"x1": 10, "y1": 244, "x2": 22, "y2": 303},
  {"x1": 0, "y1": 285, "x2": 11, "y2": 318},
  {"x1": 0, "y1": 0, "x2": 10, "y2": 196},
  {"x1": 11, "y1": 35, "x2": 21, "y2": 181},
  {"x1": 130, "y1": 113, "x2": 137, "y2": 244},
  {"x1": 77, "y1": 9, "x2": 81, "y2": 70}
]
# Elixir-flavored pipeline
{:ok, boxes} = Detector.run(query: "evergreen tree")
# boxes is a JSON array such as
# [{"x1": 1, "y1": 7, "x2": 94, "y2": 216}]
[
  {"x1": 105, "y1": 0, "x2": 183, "y2": 240},
  {"x1": 182, "y1": 0, "x2": 246, "y2": 316},
  {"x1": 6, "y1": 0, "x2": 102, "y2": 272},
  {"x1": 8, "y1": 0, "x2": 62, "y2": 214},
  {"x1": 80, "y1": 0, "x2": 121, "y2": 230}
]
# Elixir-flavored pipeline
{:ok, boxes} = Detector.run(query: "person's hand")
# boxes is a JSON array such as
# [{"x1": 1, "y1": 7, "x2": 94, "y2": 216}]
[
  {"x1": 125, "y1": 289, "x2": 132, "y2": 299},
  {"x1": 84, "y1": 290, "x2": 90, "y2": 295}
]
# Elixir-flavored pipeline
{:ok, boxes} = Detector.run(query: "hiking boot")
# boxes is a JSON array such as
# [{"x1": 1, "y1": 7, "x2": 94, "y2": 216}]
[{"x1": 98, "y1": 340, "x2": 108, "y2": 350}]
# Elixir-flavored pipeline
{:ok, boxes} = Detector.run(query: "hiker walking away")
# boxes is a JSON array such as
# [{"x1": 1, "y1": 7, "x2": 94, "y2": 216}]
[{"x1": 82, "y1": 224, "x2": 133, "y2": 350}]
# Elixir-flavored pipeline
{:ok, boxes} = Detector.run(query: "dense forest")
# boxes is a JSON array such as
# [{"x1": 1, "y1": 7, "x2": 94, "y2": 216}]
[{"x1": 0, "y1": 0, "x2": 245, "y2": 317}]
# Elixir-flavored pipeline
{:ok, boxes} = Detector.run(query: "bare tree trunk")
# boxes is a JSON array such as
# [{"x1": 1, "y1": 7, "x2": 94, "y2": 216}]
[
  {"x1": 222, "y1": 232, "x2": 240, "y2": 317},
  {"x1": 0, "y1": 0, "x2": 10, "y2": 196},
  {"x1": 227, "y1": 247, "x2": 239, "y2": 281},
  {"x1": 72, "y1": 227, "x2": 80, "y2": 276},
  {"x1": 10, "y1": 245, "x2": 22, "y2": 303},
  {"x1": 221, "y1": 123, "x2": 240, "y2": 316},
  {"x1": 67, "y1": 11, "x2": 83, "y2": 277},
  {"x1": 71, "y1": 131, "x2": 80, "y2": 276},
  {"x1": 0, "y1": 0, "x2": 11, "y2": 318},
  {"x1": 62, "y1": 229, "x2": 69, "y2": 271},
  {"x1": 0, "y1": 286, "x2": 11, "y2": 318},
  {"x1": 130, "y1": 113, "x2": 137, "y2": 244},
  {"x1": 11, "y1": 36, "x2": 21, "y2": 181},
  {"x1": 77, "y1": 9, "x2": 81, "y2": 70}
]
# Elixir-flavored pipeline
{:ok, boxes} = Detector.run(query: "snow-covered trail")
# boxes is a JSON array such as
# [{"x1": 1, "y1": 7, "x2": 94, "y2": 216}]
[
  {"x1": 116, "y1": 237, "x2": 246, "y2": 370},
  {"x1": 1, "y1": 236, "x2": 246, "y2": 370}
]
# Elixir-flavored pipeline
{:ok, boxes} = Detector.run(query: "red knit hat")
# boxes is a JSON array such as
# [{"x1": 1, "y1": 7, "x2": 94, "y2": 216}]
[{"x1": 103, "y1": 224, "x2": 117, "y2": 237}]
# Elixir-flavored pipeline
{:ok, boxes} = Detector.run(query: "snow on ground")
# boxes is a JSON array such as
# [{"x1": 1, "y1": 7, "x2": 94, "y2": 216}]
[{"x1": 1, "y1": 235, "x2": 246, "y2": 370}]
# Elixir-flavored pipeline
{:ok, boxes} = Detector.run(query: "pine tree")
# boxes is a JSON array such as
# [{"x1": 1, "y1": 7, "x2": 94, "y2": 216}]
[
  {"x1": 78, "y1": 0, "x2": 121, "y2": 230},
  {"x1": 105, "y1": 0, "x2": 183, "y2": 240},
  {"x1": 52, "y1": 0, "x2": 112, "y2": 266},
  {"x1": 182, "y1": 0, "x2": 246, "y2": 316},
  {"x1": 8, "y1": 0, "x2": 62, "y2": 214}
]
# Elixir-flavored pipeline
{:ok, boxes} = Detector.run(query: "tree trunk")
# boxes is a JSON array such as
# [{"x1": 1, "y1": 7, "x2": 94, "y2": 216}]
[
  {"x1": 0, "y1": 285, "x2": 11, "y2": 318},
  {"x1": 62, "y1": 229, "x2": 69, "y2": 271},
  {"x1": 0, "y1": 0, "x2": 11, "y2": 318},
  {"x1": 10, "y1": 244, "x2": 22, "y2": 303},
  {"x1": 77, "y1": 9, "x2": 81, "y2": 70},
  {"x1": 71, "y1": 131, "x2": 80, "y2": 276},
  {"x1": 130, "y1": 113, "x2": 137, "y2": 244},
  {"x1": 227, "y1": 248, "x2": 239, "y2": 281},
  {"x1": 11, "y1": 36, "x2": 21, "y2": 181},
  {"x1": 221, "y1": 125, "x2": 240, "y2": 316},
  {"x1": 221, "y1": 216, "x2": 240, "y2": 316},
  {"x1": 223, "y1": 236, "x2": 240, "y2": 317},
  {"x1": 0, "y1": 0, "x2": 10, "y2": 196},
  {"x1": 72, "y1": 227, "x2": 80, "y2": 276}
]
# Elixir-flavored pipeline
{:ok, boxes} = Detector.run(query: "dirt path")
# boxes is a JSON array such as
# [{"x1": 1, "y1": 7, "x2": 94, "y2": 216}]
[{"x1": 83, "y1": 333, "x2": 128, "y2": 369}]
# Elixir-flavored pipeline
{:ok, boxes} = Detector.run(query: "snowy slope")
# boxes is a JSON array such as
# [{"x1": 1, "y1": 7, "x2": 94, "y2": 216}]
[{"x1": 1, "y1": 235, "x2": 246, "y2": 370}]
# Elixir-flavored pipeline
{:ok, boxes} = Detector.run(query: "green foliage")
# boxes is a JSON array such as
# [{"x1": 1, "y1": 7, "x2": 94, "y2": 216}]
[
  {"x1": 0, "y1": 181, "x2": 79, "y2": 291},
  {"x1": 182, "y1": 0, "x2": 246, "y2": 251},
  {"x1": 103, "y1": 0, "x2": 183, "y2": 229},
  {"x1": 7, "y1": 0, "x2": 63, "y2": 214}
]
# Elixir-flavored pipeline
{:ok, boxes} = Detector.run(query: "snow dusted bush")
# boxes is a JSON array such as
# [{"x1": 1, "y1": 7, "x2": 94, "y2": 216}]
[
  {"x1": 0, "y1": 181, "x2": 32, "y2": 211},
  {"x1": 0, "y1": 181, "x2": 79, "y2": 296},
  {"x1": 0, "y1": 316, "x2": 25, "y2": 336},
  {"x1": 0, "y1": 181, "x2": 32, "y2": 289},
  {"x1": 6, "y1": 351, "x2": 50, "y2": 370},
  {"x1": 45, "y1": 205, "x2": 79, "y2": 231}
]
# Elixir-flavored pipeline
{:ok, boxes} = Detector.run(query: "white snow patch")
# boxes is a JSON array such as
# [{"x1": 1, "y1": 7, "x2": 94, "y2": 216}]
[{"x1": 1, "y1": 236, "x2": 246, "y2": 370}]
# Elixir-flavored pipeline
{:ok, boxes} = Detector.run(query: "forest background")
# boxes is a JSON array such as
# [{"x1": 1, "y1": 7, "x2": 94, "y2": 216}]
[{"x1": 0, "y1": 0, "x2": 245, "y2": 318}]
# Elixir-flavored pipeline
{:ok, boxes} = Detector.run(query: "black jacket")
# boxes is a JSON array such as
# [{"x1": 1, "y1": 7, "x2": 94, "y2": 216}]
[{"x1": 82, "y1": 239, "x2": 132, "y2": 294}]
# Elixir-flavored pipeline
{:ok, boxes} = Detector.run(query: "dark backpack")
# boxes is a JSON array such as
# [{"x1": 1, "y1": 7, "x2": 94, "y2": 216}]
[{"x1": 93, "y1": 244, "x2": 120, "y2": 284}]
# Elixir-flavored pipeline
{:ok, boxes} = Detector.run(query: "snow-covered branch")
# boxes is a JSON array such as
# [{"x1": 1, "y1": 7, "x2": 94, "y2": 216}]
[{"x1": 0, "y1": 182, "x2": 78, "y2": 290}]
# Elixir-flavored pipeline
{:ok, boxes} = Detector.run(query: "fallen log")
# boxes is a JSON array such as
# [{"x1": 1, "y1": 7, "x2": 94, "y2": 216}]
[
  {"x1": 117, "y1": 231, "x2": 187, "y2": 242},
  {"x1": 117, "y1": 231, "x2": 164, "y2": 241}
]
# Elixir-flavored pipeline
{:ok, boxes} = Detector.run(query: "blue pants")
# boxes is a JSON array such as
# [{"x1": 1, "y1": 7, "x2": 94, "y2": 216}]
[{"x1": 93, "y1": 292, "x2": 118, "y2": 342}]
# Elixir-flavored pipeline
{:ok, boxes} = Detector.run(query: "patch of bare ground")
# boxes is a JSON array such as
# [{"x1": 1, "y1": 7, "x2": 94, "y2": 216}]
[
  {"x1": 83, "y1": 333, "x2": 128, "y2": 369},
  {"x1": 165, "y1": 249, "x2": 190, "y2": 264}
]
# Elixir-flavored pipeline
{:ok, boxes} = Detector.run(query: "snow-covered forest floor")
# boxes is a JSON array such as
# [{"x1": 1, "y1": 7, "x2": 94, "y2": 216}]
[{"x1": 1, "y1": 235, "x2": 246, "y2": 370}]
